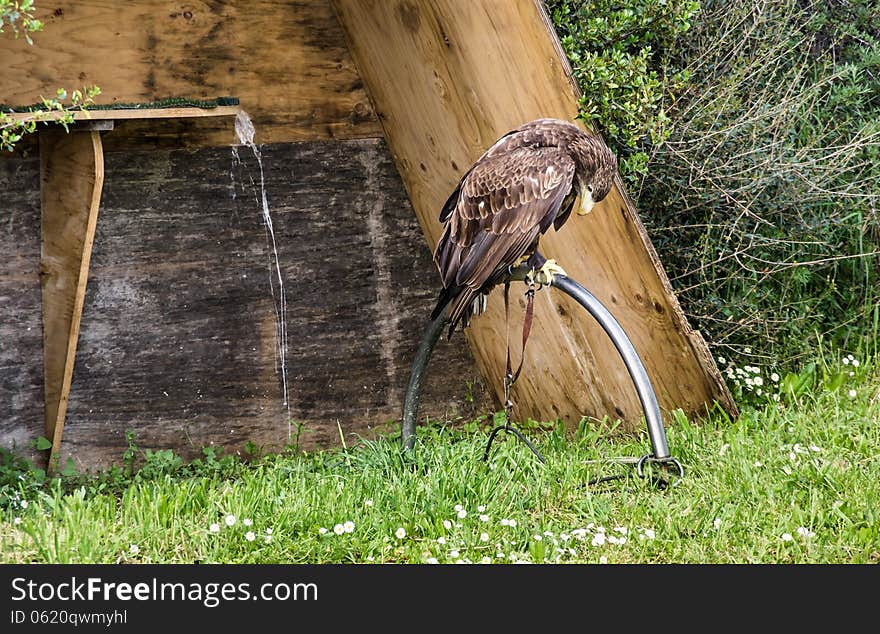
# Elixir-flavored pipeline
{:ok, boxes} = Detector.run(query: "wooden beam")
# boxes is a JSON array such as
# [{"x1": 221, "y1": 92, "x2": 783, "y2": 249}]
[
  {"x1": 5, "y1": 106, "x2": 242, "y2": 123},
  {"x1": 332, "y1": 0, "x2": 737, "y2": 429},
  {"x1": 40, "y1": 129, "x2": 104, "y2": 472}
]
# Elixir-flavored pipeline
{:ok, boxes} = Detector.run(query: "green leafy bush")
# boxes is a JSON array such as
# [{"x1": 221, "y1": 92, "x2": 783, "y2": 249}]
[
  {"x1": 0, "y1": 0, "x2": 42, "y2": 42},
  {"x1": 635, "y1": 0, "x2": 879, "y2": 363},
  {"x1": 546, "y1": 0, "x2": 700, "y2": 180},
  {"x1": 549, "y1": 0, "x2": 880, "y2": 365}
]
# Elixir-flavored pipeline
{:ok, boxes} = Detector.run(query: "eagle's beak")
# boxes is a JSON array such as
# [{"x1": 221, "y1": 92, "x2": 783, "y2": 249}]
[{"x1": 577, "y1": 186, "x2": 595, "y2": 216}]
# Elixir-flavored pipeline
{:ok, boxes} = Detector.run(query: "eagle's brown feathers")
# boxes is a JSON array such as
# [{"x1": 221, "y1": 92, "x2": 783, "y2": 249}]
[{"x1": 431, "y1": 118, "x2": 617, "y2": 334}]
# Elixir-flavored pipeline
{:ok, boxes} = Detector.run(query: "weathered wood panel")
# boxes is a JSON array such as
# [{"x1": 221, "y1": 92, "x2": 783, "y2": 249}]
[
  {"x1": 0, "y1": 0, "x2": 381, "y2": 150},
  {"x1": 0, "y1": 158, "x2": 44, "y2": 466},
  {"x1": 333, "y1": 0, "x2": 736, "y2": 429},
  {"x1": 0, "y1": 139, "x2": 488, "y2": 470}
]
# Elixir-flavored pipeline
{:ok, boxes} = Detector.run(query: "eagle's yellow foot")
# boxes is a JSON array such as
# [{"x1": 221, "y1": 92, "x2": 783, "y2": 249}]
[
  {"x1": 526, "y1": 259, "x2": 567, "y2": 288},
  {"x1": 507, "y1": 254, "x2": 532, "y2": 276}
]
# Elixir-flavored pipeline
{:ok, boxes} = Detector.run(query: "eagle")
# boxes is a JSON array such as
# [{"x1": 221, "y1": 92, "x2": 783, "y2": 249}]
[{"x1": 431, "y1": 118, "x2": 618, "y2": 335}]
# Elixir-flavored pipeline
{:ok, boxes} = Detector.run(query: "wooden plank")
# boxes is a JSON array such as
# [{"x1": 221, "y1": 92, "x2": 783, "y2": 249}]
[
  {"x1": 332, "y1": 0, "x2": 737, "y2": 430},
  {"x1": 40, "y1": 129, "x2": 104, "y2": 471},
  {"x1": 4, "y1": 106, "x2": 242, "y2": 123},
  {"x1": 0, "y1": 1, "x2": 381, "y2": 147}
]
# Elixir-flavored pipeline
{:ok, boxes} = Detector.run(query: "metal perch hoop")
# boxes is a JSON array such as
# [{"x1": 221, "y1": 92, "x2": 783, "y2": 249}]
[{"x1": 401, "y1": 265, "x2": 683, "y2": 479}]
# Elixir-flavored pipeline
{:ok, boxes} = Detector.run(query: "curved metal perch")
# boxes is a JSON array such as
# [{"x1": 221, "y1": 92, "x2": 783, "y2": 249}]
[
  {"x1": 550, "y1": 275, "x2": 669, "y2": 460},
  {"x1": 401, "y1": 268, "x2": 679, "y2": 473}
]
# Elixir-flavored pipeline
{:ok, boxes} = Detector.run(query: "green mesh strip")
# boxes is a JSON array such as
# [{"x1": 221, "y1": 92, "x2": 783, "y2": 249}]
[{"x1": 1, "y1": 96, "x2": 239, "y2": 114}]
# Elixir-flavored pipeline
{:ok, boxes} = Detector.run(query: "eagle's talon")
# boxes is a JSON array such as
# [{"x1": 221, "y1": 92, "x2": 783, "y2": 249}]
[{"x1": 527, "y1": 259, "x2": 567, "y2": 289}]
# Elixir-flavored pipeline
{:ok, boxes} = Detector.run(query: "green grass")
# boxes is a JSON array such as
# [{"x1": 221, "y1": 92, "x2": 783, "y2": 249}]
[{"x1": 2, "y1": 353, "x2": 878, "y2": 564}]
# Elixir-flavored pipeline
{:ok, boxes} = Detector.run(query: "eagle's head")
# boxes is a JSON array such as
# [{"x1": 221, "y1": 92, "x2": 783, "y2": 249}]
[{"x1": 571, "y1": 134, "x2": 618, "y2": 216}]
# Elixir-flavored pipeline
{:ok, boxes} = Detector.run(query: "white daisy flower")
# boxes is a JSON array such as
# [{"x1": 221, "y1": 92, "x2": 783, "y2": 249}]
[
  {"x1": 333, "y1": 524, "x2": 345, "y2": 535},
  {"x1": 395, "y1": 527, "x2": 407, "y2": 539},
  {"x1": 245, "y1": 531, "x2": 255, "y2": 542},
  {"x1": 209, "y1": 523, "x2": 220, "y2": 533},
  {"x1": 796, "y1": 526, "x2": 815, "y2": 538},
  {"x1": 443, "y1": 520, "x2": 453, "y2": 530},
  {"x1": 129, "y1": 544, "x2": 140, "y2": 555},
  {"x1": 343, "y1": 521, "x2": 355, "y2": 533},
  {"x1": 243, "y1": 518, "x2": 252, "y2": 527},
  {"x1": 781, "y1": 533, "x2": 793, "y2": 542},
  {"x1": 224, "y1": 514, "x2": 237, "y2": 527}
]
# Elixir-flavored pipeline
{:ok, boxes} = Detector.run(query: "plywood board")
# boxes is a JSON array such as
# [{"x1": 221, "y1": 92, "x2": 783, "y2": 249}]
[
  {"x1": 0, "y1": 1, "x2": 381, "y2": 148},
  {"x1": 332, "y1": 0, "x2": 736, "y2": 429}
]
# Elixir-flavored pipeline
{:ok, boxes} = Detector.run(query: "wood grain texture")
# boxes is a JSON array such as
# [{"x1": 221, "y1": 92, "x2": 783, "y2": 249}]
[
  {"x1": 332, "y1": 0, "x2": 737, "y2": 429},
  {"x1": 39, "y1": 129, "x2": 104, "y2": 471},
  {"x1": 5, "y1": 106, "x2": 242, "y2": 122},
  {"x1": 1, "y1": 140, "x2": 489, "y2": 470},
  {"x1": 0, "y1": 1, "x2": 381, "y2": 147},
  {"x1": 0, "y1": 157, "x2": 44, "y2": 467}
]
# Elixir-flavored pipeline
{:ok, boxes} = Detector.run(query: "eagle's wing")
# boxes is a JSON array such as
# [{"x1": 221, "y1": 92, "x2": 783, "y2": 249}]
[{"x1": 433, "y1": 146, "x2": 576, "y2": 325}]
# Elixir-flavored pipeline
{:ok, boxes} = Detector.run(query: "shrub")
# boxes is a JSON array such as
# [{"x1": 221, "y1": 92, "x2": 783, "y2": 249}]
[
  {"x1": 545, "y1": 0, "x2": 700, "y2": 181},
  {"x1": 549, "y1": 0, "x2": 880, "y2": 364},
  {"x1": 635, "y1": 0, "x2": 880, "y2": 363}
]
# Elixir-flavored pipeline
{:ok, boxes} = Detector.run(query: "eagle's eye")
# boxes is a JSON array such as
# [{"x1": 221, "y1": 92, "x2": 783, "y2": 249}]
[{"x1": 587, "y1": 184, "x2": 593, "y2": 193}]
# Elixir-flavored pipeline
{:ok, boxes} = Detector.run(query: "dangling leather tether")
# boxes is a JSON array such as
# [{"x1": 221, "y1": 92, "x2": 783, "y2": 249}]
[{"x1": 484, "y1": 275, "x2": 543, "y2": 463}]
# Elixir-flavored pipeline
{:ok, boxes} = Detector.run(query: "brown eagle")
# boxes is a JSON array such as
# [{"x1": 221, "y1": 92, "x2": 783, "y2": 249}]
[{"x1": 431, "y1": 118, "x2": 618, "y2": 334}]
